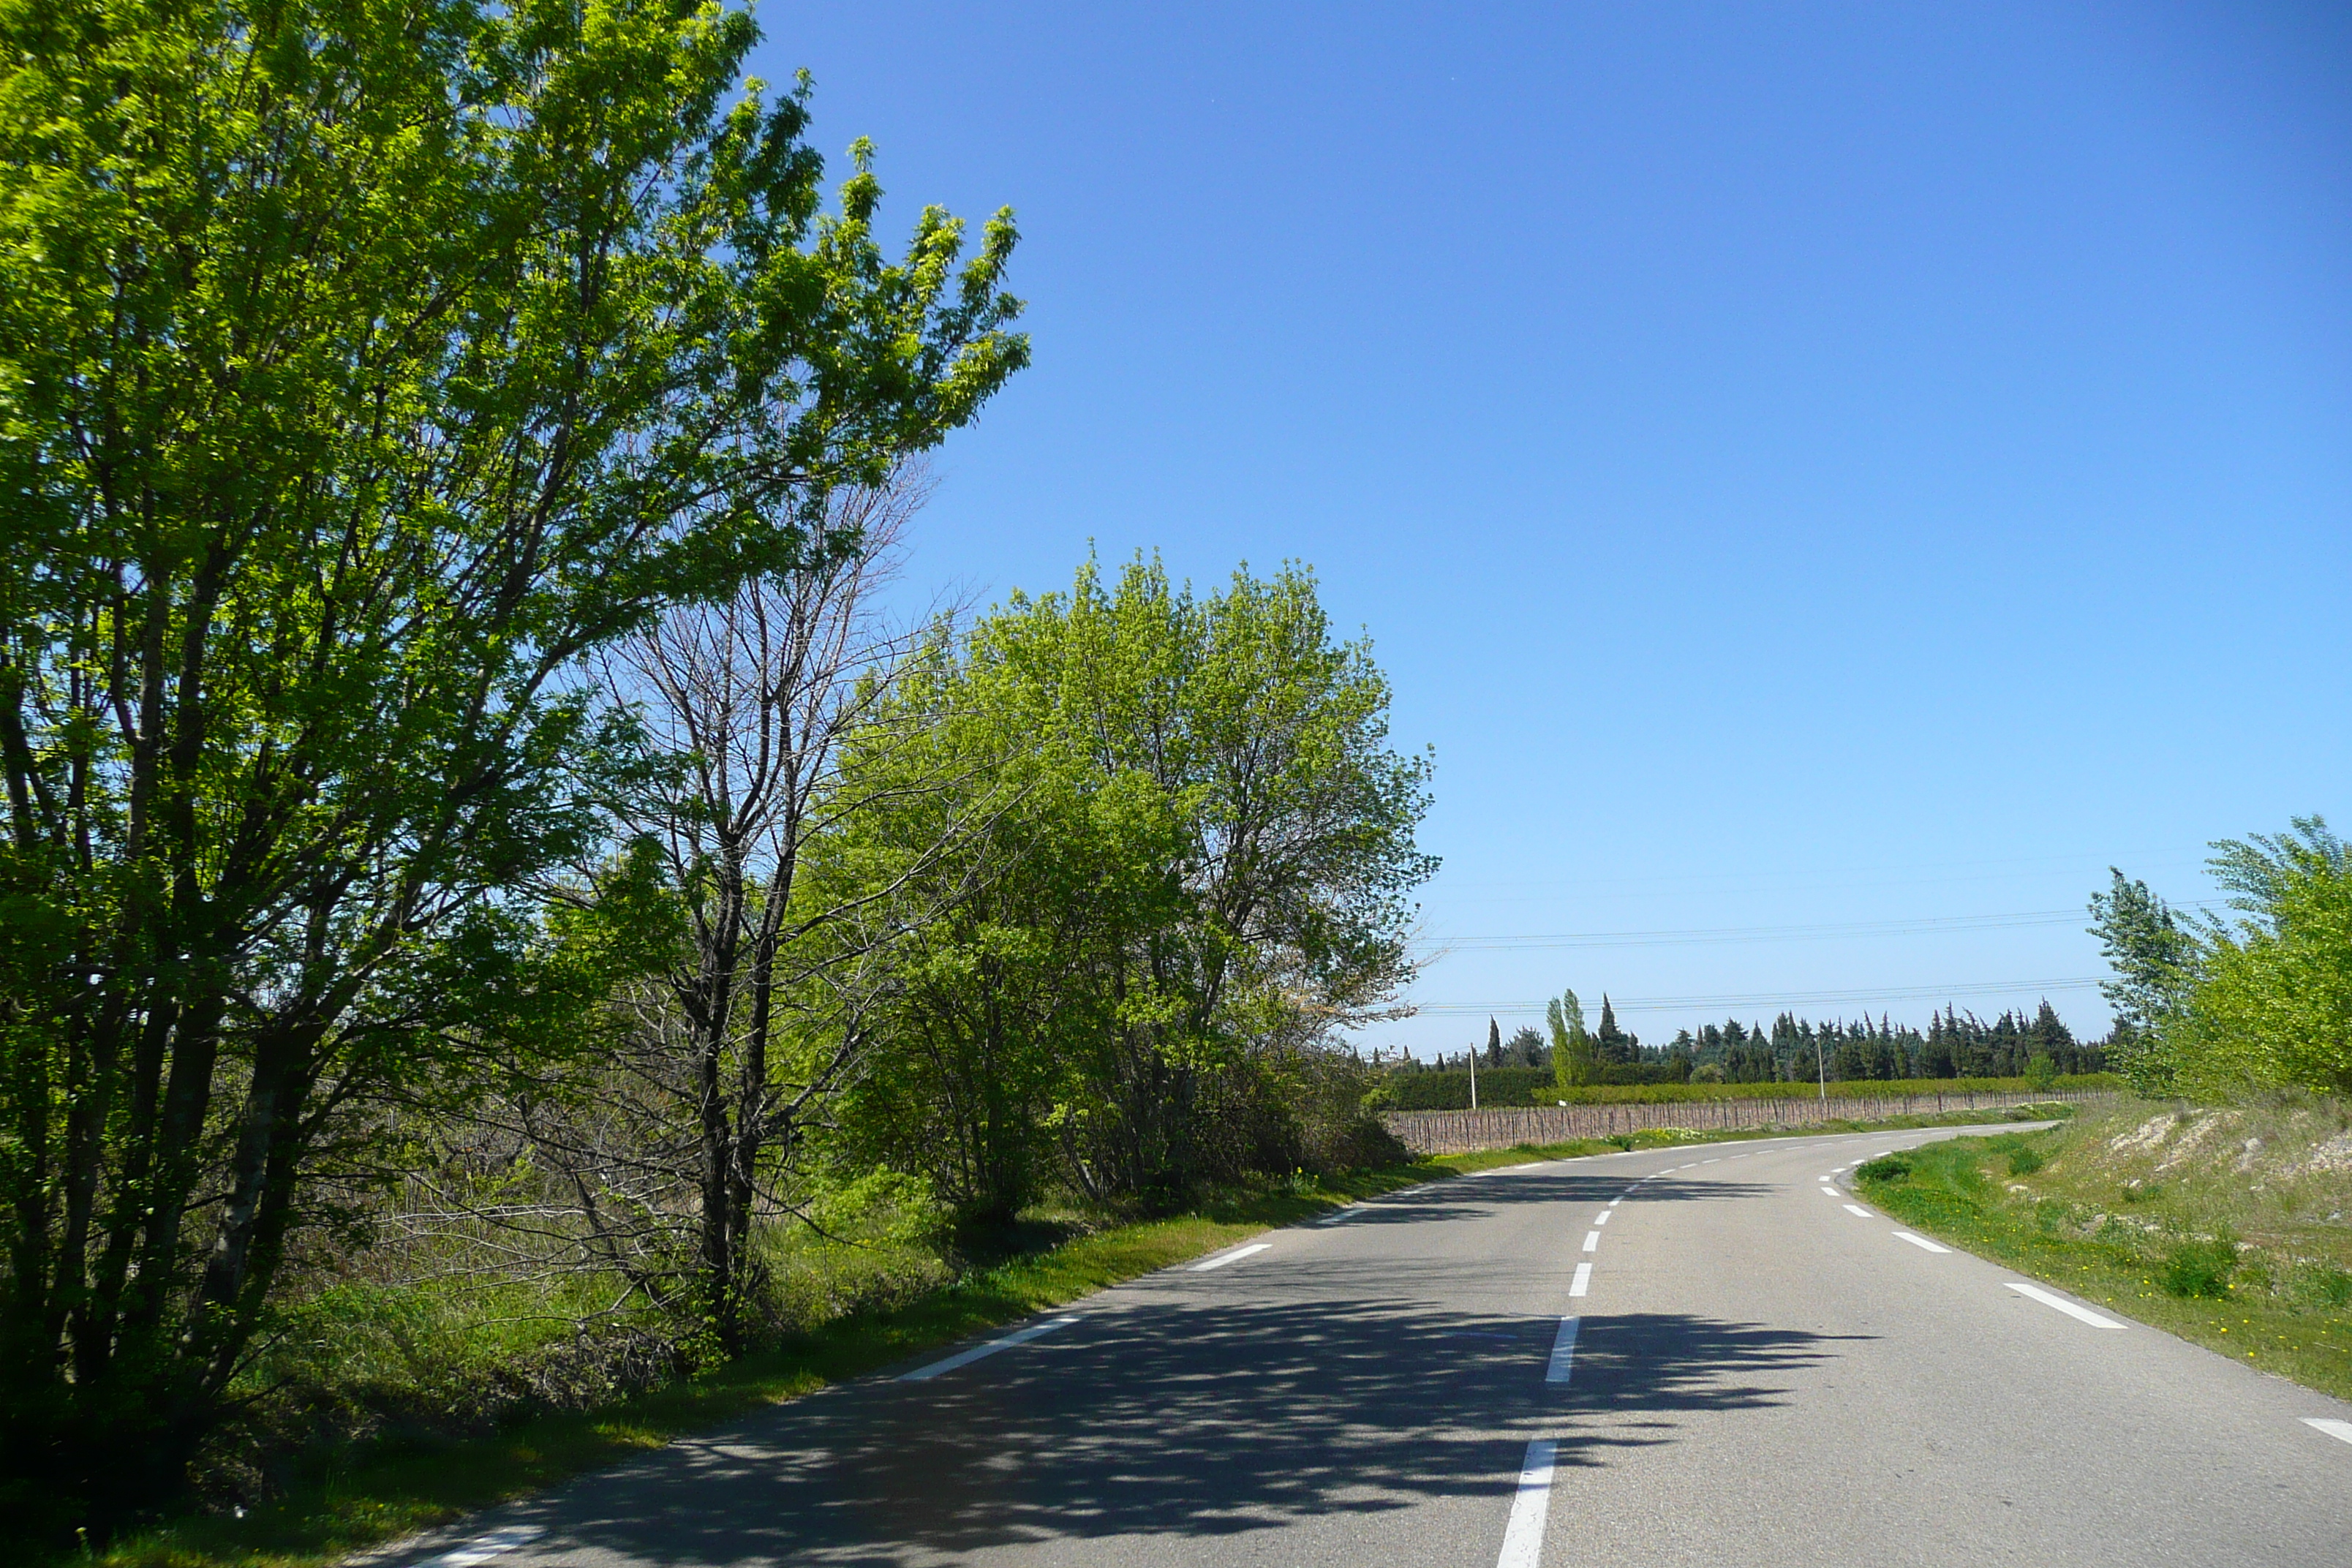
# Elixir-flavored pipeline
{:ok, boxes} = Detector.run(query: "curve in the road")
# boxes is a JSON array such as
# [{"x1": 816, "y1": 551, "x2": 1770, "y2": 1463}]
[{"x1": 385, "y1": 1125, "x2": 2352, "y2": 1568}]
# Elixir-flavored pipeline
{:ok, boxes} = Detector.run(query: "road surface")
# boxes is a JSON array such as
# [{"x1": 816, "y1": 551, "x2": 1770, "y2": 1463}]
[{"x1": 401, "y1": 1125, "x2": 2352, "y2": 1567}]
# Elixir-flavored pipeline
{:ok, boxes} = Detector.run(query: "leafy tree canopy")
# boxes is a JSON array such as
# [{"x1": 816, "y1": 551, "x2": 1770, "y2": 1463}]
[{"x1": 0, "y1": 0, "x2": 1024, "y2": 1529}]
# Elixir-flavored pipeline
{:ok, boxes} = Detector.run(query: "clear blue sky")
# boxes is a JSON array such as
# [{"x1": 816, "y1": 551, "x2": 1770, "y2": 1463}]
[{"x1": 755, "y1": 1, "x2": 2351, "y2": 1056}]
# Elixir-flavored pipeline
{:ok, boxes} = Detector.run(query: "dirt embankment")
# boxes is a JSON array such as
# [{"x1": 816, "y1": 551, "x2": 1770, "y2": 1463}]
[{"x1": 2038, "y1": 1098, "x2": 2352, "y2": 1291}]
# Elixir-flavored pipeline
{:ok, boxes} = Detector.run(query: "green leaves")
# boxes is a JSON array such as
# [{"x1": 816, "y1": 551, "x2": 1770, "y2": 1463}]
[
  {"x1": 2088, "y1": 871, "x2": 2201, "y2": 1033},
  {"x1": 2095, "y1": 819, "x2": 2352, "y2": 1098},
  {"x1": 2179, "y1": 820, "x2": 2352, "y2": 1096},
  {"x1": 0, "y1": 0, "x2": 1025, "y2": 1529},
  {"x1": 1548, "y1": 989, "x2": 1591, "y2": 1090},
  {"x1": 819, "y1": 555, "x2": 1433, "y2": 1215}
]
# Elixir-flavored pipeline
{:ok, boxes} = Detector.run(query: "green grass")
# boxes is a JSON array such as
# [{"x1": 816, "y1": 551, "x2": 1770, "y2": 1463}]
[
  {"x1": 1852, "y1": 1099, "x2": 2352, "y2": 1402},
  {"x1": 75, "y1": 1101, "x2": 2080, "y2": 1568}
]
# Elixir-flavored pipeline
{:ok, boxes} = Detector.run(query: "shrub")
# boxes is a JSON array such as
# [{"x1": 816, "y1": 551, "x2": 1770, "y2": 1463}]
[
  {"x1": 2006, "y1": 1147, "x2": 2046, "y2": 1176},
  {"x1": 1855, "y1": 1155, "x2": 1913, "y2": 1183},
  {"x1": 2161, "y1": 1236, "x2": 2239, "y2": 1299}
]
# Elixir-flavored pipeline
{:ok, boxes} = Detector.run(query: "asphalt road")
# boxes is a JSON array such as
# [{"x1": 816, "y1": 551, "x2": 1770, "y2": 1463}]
[{"x1": 406, "y1": 1125, "x2": 2352, "y2": 1567}]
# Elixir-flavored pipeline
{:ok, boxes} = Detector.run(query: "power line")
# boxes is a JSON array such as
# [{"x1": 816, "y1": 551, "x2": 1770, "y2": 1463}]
[
  {"x1": 1409, "y1": 901, "x2": 2223, "y2": 952},
  {"x1": 1425, "y1": 845, "x2": 2216, "y2": 896},
  {"x1": 1409, "y1": 975, "x2": 2107, "y2": 1017}
]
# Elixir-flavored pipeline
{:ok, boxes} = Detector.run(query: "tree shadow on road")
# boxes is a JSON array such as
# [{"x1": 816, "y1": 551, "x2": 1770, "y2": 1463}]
[{"x1": 502, "y1": 1297, "x2": 1859, "y2": 1566}]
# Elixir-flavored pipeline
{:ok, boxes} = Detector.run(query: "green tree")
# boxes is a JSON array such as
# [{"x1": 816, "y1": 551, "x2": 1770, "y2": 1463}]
[
  {"x1": 2087, "y1": 868, "x2": 2203, "y2": 1091},
  {"x1": 807, "y1": 625, "x2": 1156, "y2": 1227},
  {"x1": 2177, "y1": 818, "x2": 2352, "y2": 1096},
  {"x1": 1549, "y1": 988, "x2": 1593, "y2": 1090},
  {"x1": 0, "y1": 0, "x2": 1024, "y2": 1529},
  {"x1": 821, "y1": 556, "x2": 1433, "y2": 1213},
  {"x1": 1594, "y1": 994, "x2": 1635, "y2": 1064}
]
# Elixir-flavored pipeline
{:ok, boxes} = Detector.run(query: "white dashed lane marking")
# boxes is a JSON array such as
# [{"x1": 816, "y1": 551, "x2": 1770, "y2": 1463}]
[
  {"x1": 418, "y1": 1526, "x2": 544, "y2": 1568},
  {"x1": 1546, "y1": 1316, "x2": 1580, "y2": 1384},
  {"x1": 1189, "y1": 1243, "x2": 1273, "y2": 1273},
  {"x1": 1893, "y1": 1231, "x2": 1950, "y2": 1254},
  {"x1": 2005, "y1": 1281, "x2": 2124, "y2": 1329},
  {"x1": 1495, "y1": 1439, "x2": 1558, "y2": 1568},
  {"x1": 900, "y1": 1316, "x2": 1082, "y2": 1382}
]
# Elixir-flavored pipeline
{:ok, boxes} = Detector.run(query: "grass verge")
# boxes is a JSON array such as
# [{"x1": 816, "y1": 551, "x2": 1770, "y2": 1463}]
[
  {"x1": 83, "y1": 1101, "x2": 2072, "y2": 1568},
  {"x1": 1852, "y1": 1100, "x2": 2352, "y2": 1403}
]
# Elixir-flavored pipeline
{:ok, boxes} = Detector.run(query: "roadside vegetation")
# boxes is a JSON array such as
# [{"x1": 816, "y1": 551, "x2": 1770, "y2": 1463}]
[
  {"x1": 2092, "y1": 818, "x2": 2351, "y2": 1101},
  {"x1": 1855, "y1": 1096, "x2": 2352, "y2": 1400}
]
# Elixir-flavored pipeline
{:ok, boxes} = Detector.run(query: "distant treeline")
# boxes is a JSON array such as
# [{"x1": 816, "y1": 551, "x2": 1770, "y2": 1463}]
[
  {"x1": 1401, "y1": 1000, "x2": 2105, "y2": 1090},
  {"x1": 1373, "y1": 1071, "x2": 2120, "y2": 1112}
]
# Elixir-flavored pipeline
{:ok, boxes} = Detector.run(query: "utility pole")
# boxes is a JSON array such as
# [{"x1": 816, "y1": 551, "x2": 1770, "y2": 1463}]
[
  {"x1": 1816, "y1": 1033, "x2": 1828, "y2": 1109},
  {"x1": 1469, "y1": 1039, "x2": 1478, "y2": 1110}
]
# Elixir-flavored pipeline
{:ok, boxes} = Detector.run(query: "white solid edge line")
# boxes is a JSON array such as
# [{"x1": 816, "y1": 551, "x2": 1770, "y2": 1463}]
[
  {"x1": 1546, "y1": 1315, "x2": 1580, "y2": 1384},
  {"x1": 900, "y1": 1315, "x2": 1082, "y2": 1382},
  {"x1": 425, "y1": 1526, "x2": 546, "y2": 1568},
  {"x1": 1496, "y1": 1438, "x2": 1558, "y2": 1568},
  {"x1": 1581, "y1": 1230, "x2": 1601, "y2": 1252},
  {"x1": 1893, "y1": 1231, "x2": 1950, "y2": 1254},
  {"x1": 1569, "y1": 1262, "x2": 1593, "y2": 1297},
  {"x1": 1189, "y1": 1241, "x2": 1273, "y2": 1273},
  {"x1": 2005, "y1": 1281, "x2": 2124, "y2": 1329},
  {"x1": 2303, "y1": 1417, "x2": 2352, "y2": 1446},
  {"x1": 1843, "y1": 1204, "x2": 1871, "y2": 1217}
]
